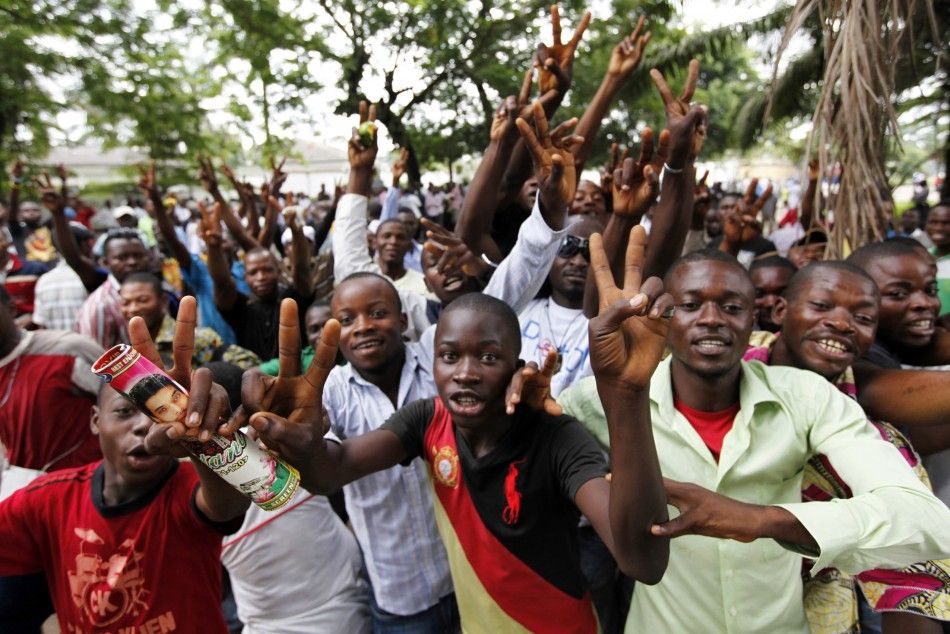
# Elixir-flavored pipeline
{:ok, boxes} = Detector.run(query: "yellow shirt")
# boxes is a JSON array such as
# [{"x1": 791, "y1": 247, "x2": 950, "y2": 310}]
[{"x1": 559, "y1": 358, "x2": 950, "y2": 634}]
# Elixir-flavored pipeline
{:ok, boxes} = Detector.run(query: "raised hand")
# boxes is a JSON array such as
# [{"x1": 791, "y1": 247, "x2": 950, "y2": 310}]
[
  {"x1": 505, "y1": 348, "x2": 563, "y2": 416},
  {"x1": 269, "y1": 157, "x2": 288, "y2": 196},
  {"x1": 738, "y1": 178, "x2": 772, "y2": 241},
  {"x1": 611, "y1": 128, "x2": 667, "y2": 218},
  {"x1": 127, "y1": 297, "x2": 230, "y2": 450},
  {"x1": 197, "y1": 201, "x2": 223, "y2": 247},
  {"x1": 588, "y1": 227, "x2": 674, "y2": 389},
  {"x1": 222, "y1": 300, "x2": 340, "y2": 472},
  {"x1": 650, "y1": 59, "x2": 707, "y2": 164},
  {"x1": 600, "y1": 143, "x2": 629, "y2": 193},
  {"x1": 606, "y1": 16, "x2": 652, "y2": 80},
  {"x1": 536, "y1": 5, "x2": 592, "y2": 96},
  {"x1": 806, "y1": 158, "x2": 820, "y2": 182},
  {"x1": 34, "y1": 172, "x2": 65, "y2": 215},
  {"x1": 650, "y1": 479, "x2": 760, "y2": 542},
  {"x1": 349, "y1": 100, "x2": 378, "y2": 170},
  {"x1": 421, "y1": 218, "x2": 490, "y2": 278},
  {"x1": 490, "y1": 96, "x2": 520, "y2": 143},
  {"x1": 10, "y1": 160, "x2": 24, "y2": 181},
  {"x1": 197, "y1": 157, "x2": 219, "y2": 194},
  {"x1": 391, "y1": 147, "x2": 409, "y2": 186},
  {"x1": 516, "y1": 100, "x2": 584, "y2": 214},
  {"x1": 56, "y1": 163, "x2": 68, "y2": 183}
]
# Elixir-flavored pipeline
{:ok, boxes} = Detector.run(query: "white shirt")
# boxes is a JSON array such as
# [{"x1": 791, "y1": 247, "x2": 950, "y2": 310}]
[
  {"x1": 31, "y1": 261, "x2": 89, "y2": 330},
  {"x1": 518, "y1": 298, "x2": 592, "y2": 397},
  {"x1": 221, "y1": 489, "x2": 370, "y2": 633},
  {"x1": 332, "y1": 194, "x2": 432, "y2": 340},
  {"x1": 322, "y1": 344, "x2": 453, "y2": 616}
]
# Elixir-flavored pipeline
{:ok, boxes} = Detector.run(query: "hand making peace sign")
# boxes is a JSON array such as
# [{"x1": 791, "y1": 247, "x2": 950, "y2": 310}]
[
  {"x1": 220, "y1": 299, "x2": 341, "y2": 474},
  {"x1": 588, "y1": 226, "x2": 674, "y2": 390},
  {"x1": 516, "y1": 100, "x2": 584, "y2": 214}
]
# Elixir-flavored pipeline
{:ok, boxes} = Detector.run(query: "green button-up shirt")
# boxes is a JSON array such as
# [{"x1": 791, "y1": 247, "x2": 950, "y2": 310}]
[{"x1": 559, "y1": 357, "x2": 950, "y2": 634}]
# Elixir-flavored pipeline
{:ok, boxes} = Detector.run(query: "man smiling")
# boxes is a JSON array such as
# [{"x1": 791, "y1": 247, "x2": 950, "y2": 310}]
[{"x1": 558, "y1": 249, "x2": 950, "y2": 633}]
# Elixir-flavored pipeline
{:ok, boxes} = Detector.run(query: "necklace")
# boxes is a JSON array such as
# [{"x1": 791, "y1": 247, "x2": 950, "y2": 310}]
[{"x1": 542, "y1": 299, "x2": 587, "y2": 373}]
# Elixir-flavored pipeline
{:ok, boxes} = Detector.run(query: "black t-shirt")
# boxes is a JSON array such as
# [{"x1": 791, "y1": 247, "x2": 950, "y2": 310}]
[
  {"x1": 381, "y1": 397, "x2": 607, "y2": 601},
  {"x1": 220, "y1": 288, "x2": 311, "y2": 360}
]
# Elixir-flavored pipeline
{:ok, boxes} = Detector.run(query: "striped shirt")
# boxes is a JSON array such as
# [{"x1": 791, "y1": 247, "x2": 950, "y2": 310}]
[
  {"x1": 322, "y1": 345, "x2": 453, "y2": 616},
  {"x1": 32, "y1": 262, "x2": 89, "y2": 331},
  {"x1": 74, "y1": 274, "x2": 128, "y2": 349}
]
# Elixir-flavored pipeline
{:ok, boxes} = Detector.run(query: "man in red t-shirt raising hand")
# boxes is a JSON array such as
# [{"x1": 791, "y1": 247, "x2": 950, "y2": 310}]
[{"x1": 0, "y1": 297, "x2": 249, "y2": 633}]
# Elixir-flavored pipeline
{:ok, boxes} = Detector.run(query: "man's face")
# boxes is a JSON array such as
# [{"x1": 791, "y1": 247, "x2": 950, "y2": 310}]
[
  {"x1": 667, "y1": 260, "x2": 755, "y2": 378},
  {"x1": 305, "y1": 305, "x2": 332, "y2": 349},
  {"x1": 773, "y1": 270, "x2": 878, "y2": 379},
  {"x1": 104, "y1": 238, "x2": 150, "y2": 282},
  {"x1": 926, "y1": 205, "x2": 950, "y2": 249},
  {"x1": 144, "y1": 384, "x2": 187, "y2": 425},
  {"x1": 901, "y1": 209, "x2": 921, "y2": 234},
  {"x1": 120, "y1": 281, "x2": 166, "y2": 333},
  {"x1": 433, "y1": 309, "x2": 518, "y2": 428},
  {"x1": 570, "y1": 180, "x2": 607, "y2": 221},
  {"x1": 705, "y1": 208, "x2": 722, "y2": 238},
  {"x1": 751, "y1": 265, "x2": 795, "y2": 332},
  {"x1": 548, "y1": 221, "x2": 600, "y2": 307},
  {"x1": 517, "y1": 177, "x2": 539, "y2": 211},
  {"x1": 717, "y1": 195, "x2": 739, "y2": 217},
  {"x1": 19, "y1": 202, "x2": 42, "y2": 226},
  {"x1": 865, "y1": 252, "x2": 940, "y2": 349},
  {"x1": 375, "y1": 221, "x2": 411, "y2": 267},
  {"x1": 789, "y1": 242, "x2": 826, "y2": 268},
  {"x1": 93, "y1": 386, "x2": 174, "y2": 483},
  {"x1": 422, "y1": 246, "x2": 483, "y2": 306},
  {"x1": 244, "y1": 251, "x2": 279, "y2": 299},
  {"x1": 397, "y1": 211, "x2": 419, "y2": 242},
  {"x1": 116, "y1": 214, "x2": 138, "y2": 229},
  {"x1": 331, "y1": 276, "x2": 407, "y2": 372}
]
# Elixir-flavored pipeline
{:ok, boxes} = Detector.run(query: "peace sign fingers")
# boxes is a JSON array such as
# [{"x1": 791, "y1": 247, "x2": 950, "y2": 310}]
[
  {"x1": 622, "y1": 225, "x2": 647, "y2": 298},
  {"x1": 170, "y1": 296, "x2": 197, "y2": 386},
  {"x1": 680, "y1": 59, "x2": 700, "y2": 104},
  {"x1": 590, "y1": 232, "x2": 620, "y2": 310},
  {"x1": 550, "y1": 4, "x2": 562, "y2": 45},
  {"x1": 277, "y1": 299, "x2": 303, "y2": 378},
  {"x1": 565, "y1": 10, "x2": 592, "y2": 55}
]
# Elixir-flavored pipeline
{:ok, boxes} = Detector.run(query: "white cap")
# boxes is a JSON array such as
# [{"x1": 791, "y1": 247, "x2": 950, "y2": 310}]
[
  {"x1": 113, "y1": 205, "x2": 137, "y2": 220},
  {"x1": 281, "y1": 225, "x2": 316, "y2": 246}
]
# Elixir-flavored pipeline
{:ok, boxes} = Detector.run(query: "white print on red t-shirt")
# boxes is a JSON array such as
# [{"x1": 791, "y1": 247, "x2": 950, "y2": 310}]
[{"x1": 67, "y1": 527, "x2": 150, "y2": 627}]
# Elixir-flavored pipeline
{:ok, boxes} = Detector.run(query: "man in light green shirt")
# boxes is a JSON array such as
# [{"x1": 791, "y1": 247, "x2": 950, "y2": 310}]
[{"x1": 560, "y1": 248, "x2": 950, "y2": 633}]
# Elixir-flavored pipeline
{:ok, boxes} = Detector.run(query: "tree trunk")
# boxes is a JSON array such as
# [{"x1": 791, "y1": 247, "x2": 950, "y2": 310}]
[{"x1": 447, "y1": 158, "x2": 454, "y2": 184}]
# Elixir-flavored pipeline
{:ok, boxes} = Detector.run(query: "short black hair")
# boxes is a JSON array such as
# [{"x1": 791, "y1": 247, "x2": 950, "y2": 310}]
[
  {"x1": 102, "y1": 228, "x2": 145, "y2": 255},
  {"x1": 439, "y1": 292, "x2": 522, "y2": 357},
  {"x1": 750, "y1": 255, "x2": 797, "y2": 275},
  {"x1": 847, "y1": 238, "x2": 930, "y2": 271},
  {"x1": 376, "y1": 218, "x2": 407, "y2": 236},
  {"x1": 121, "y1": 271, "x2": 163, "y2": 297},
  {"x1": 336, "y1": 272, "x2": 402, "y2": 311},
  {"x1": 245, "y1": 246, "x2": 277, "y2": 263},
  {"x1": 306, "y1": 299, "x2": 331, "y2": 313},
  {"x1": 0, "y1": 285, "x2": 10, "y2": 306},
  {"x1": 664, "y1": 248, "x2": 751, "y2": 287},
  {"x1": 784, "y1": 260, "x2": 878, "y2": 304},
  {"x1": 126, "y1": 373, "x2": 176, "y2": 410}
]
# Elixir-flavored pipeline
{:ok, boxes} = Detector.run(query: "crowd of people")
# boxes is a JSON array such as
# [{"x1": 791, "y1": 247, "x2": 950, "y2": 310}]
[{"x1": 0, "y1": 8, "x2": 949, "y2": 634}]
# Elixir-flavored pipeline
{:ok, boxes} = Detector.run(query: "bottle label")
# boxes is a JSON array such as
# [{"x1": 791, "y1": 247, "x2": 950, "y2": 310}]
[{"x1": 92, "y1": 344, "x2": 299, "y2": 511}]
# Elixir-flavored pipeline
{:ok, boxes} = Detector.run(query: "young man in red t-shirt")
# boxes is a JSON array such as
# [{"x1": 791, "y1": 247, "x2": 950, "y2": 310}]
[{"x1": 0, "y1": 299, "x2": 249, "y2": 633}]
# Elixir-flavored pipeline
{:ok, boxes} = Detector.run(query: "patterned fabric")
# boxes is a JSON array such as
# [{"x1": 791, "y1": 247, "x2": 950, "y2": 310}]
[
  {"x1": 154, "y1": 315, "x2": 260, "y2": 370},
  {"x1": 744, "y1": 330, "x2": 950, "y2": 630},
  {"x1": 74, "y1": 275, "x2": 128, "y2": 349}
]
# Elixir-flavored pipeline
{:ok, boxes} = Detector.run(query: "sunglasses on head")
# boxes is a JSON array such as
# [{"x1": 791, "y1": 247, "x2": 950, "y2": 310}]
[{"x1": 557, "y1": 235, "x2": 590, "y2": 261}]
